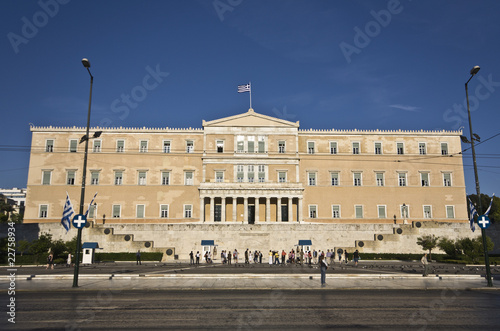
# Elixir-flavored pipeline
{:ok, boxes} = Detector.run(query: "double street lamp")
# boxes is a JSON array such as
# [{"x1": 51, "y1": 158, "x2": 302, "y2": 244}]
[
  {"x1": 72, "y1": 58, "x2": 95, "y2": 287},
  {"x1": 464, "y1": 65, "x2": 493, "y2": 287}
]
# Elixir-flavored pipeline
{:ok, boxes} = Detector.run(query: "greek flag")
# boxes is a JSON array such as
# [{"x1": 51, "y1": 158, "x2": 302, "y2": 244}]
[
  {"x1": 61, "y1": 193, "x2": 74, "y2": 232},
  {"x1": 468, "y1": 197, "x2": 478, "y2": 232},
  {"x1": 85, "y1": 192, "x2": 98, "y2": 217},
  {"x1": 484, "y1": 194, "x2": 495, "y2": 216},
  {"x1": 237, "y1": 83, "x2": 251, "y2": 93}
]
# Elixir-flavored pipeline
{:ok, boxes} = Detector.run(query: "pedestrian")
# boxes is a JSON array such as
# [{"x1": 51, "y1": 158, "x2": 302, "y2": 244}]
[
  {"x1": 308, "y1": 251, "x2": 312, "y2": 265},
  {"x1": 196, "y1": 251, "x2": 200, "y2": 265},
  {"x1": 46, "y1": 253, "x2": 54, "y2": 270},
  {"x1": 189, "y1": 251, "x2": 194, "y2": 265},
  {"x1": 319, "y1": 255, "x2": 328, "y2": 286},
  {"x1": 269, "y1": 250, "x2": 273, "y2": 266},
  {"x1": 300, "y1": 250, "x2": 304, "y2": 265},
  {"x1": 66, "y1": 253, "x2": 72, "y2": 267},
  {"x1": 228, "y1": 250, "x2": 232, "y2": 264},
  {"x1": 330, "y1": 249, "x2": 335, "y2": 264},
  {"x1": 274, "y1": 251, "x2": 280, "y2": 264},
  {"x1": 421, "y1": 253, "x2": 430, "y2": 277},
  {"x1": 245, "y1": 249, "x2": 249, "y2": 264},
  {"x1": 234, "y1": 249, "x2": 239, "y2": 265},
  {"x1": 338, "y1": 249, "x2": 342, "y2": 262},
  {"x1": 207, "y1": 251, "x2": 212, "y2": 263},
  {"x1": 136, "y1": 250, "x2": 141, "y2": 265},
  {"x1": 353, "y1": 250, "x2": 360, "y2": 266},
  {"x1": 259, "y1": 251, "x2": 263, "y2": 264},
  {"x1": 326, "y1": 249, "x2": 331, "y2": 265},
  {"x1": 281, "y1": 250, "x2": 286, "y2": 265},
  {"x1": 313, "y1": 249, "x2": 318, "y2": 264},
  {"x1": 344, "y1": 250, "x2": 349, "y2": 264}
]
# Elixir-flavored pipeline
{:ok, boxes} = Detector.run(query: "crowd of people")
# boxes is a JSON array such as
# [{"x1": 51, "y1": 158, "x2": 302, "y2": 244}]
[{"x1": 188, "y1": 248, "x2": 362, "y2": 267}]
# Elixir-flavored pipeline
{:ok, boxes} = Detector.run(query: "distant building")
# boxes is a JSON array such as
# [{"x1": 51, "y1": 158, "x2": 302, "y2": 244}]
[
  {"x1": 0, "y1": 187, "x2": 26, "y2": 215},
  {"x1": 23, "y1": 109, "x2": 470, "y2": 255}
]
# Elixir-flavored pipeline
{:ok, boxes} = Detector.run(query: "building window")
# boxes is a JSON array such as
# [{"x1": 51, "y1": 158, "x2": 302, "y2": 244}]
[
  {"x1": 93, "y1": 140, "x2": 101, "y2": 153},
  {"x1": 117, "y1": 140, "x2": 125, "y2": 153},
  {"x1": 42, "y1": 170, "x2": 52, "y2": 185},
  {"x1": 397, "y1": 142, "x2": 404, "y2": 155},
  {"x1": 247, "y1": 165, "x2": 254, "y2": 183},
  {"x1": 184, "y1": 205, "x2": 192, "y2": 218},
  {"x1": 421, "y1": 173, "x2": 429, "y2": 187},
  {"x1": 352, "y1": 142, "x2": 360, "y2": 155},
  {"x1": 278, "y1": 171, "x2": 286, "y2": 183},
  {"x1": 330, "y1": 172, "x2": 339, "y2": 186},
  {"x1": 376, "y1": 172, "x2": 384, "y2": 186},
  {"x1": 308, "y1": 172, "x2": 316, "y2": 186},
  {"x1": 446, "y1": 206, "x2": 455, "y2": 219},
  {"x1": 88, "y1": 204, "x2": 96, "y2": 218},
  {"x1": 441, "y1": 143, "x2": 448, "y2": 155},
  {"x1": 330, "y1": 141, "x2": 337, "y2": 155},
  {"x1": 112, "y1": 205, "x2": 121, "y2": 218},
  {"x1": 353, "y1": 172, "x2": 362, "y2": 186},
  {"x1": 258, "y1": 165, "x2": 265, "y2": 183},
  {"x1": 114, "y1": 171, "x2": 123, "y2": 185},
  {"x1": 258, "y1": 136, "x2": 265, "y2": 153},
  {"x1": 247, "y1": 136, "x2": 255, "y2": 153},
  {"x1": 307, "y1": 141, "x2": 315, "y2": 154},
  {"x1": 216, "y1": 171, "x2": 224, "y2": 183},
  {"x1": 45, "y1": 139, "x2": 54, "y2": 152},
  {"x1": 309, "y1": 205, "x2": 317, "y2": 218},
  {"x1": 186, "y1": 140, "x2": 194, "y2": 153},
  {"x1": 39, "y1": 205, "x2": 48, "y2": 218},
  {"x1": 160, "y1": 205, "x2": 168, "y2": 218},
  {"x1": 69, "y1": 139, "x2": 78, "y2": 152},
  {"x1": 140, "y1": 140, "x2": 148, "y2": 153},
  {"x1": 374, "y1": 142, "x2": 382, "y2": 155},
  {"x1": 138, "y1": 171, "x2": 147, "y2": 185},
  {"x1": 136, "y1": 205, "x2": 145, "y2": 218},
  {"x1": 161, "y1": 171, "x2": 170, "y2": 185},
  {"x1": 332, "y1": 205, "x2": 340, "y2": 218},
  {"x1": 91, "y1": 171, "x2": 99, "y2": 185},
  {"x1": 163, "y1": 140, "x2": 171, "y2": 153},
  {"x1": 355, "y1": 205, "x2": 363, "y2": 218},
  {"x1": 67, "y1": 170, "x2": 76, "y2": 185},
  {"x1": 419, "y1": 142, "x2": 426, "y2": 155},
  {"x1": 237, "y1": 165, "x2": 244, "y2": 182},
  {"x1": 398, "y1": 173, "x2": 407, "y2": 187},
  {"x1": 443, "y1": 173, "x2": 452, "y2": 187},
  {"x1": 423, "y1": 205, "x2": 432, "y2": 219},
  {"x1": 237, "y1": 136, "x2": 244, "y2": 153},
  {"x1": 278, "y1": 141, "x2": 286, "y2": 154},
  {"x1": 216, "y1": 140, "x2": 224, "y2": 153},
  {"x1": 378, "y1": 205, "x2": 386, "y2": 218},
  {"x1": 185, "y1": 171, "x2": 194, "y2": 185}
]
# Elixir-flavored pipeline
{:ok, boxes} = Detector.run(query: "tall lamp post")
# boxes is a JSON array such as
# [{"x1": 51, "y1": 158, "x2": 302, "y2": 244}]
[
  {"x1": 73, "y1": 58, "x2": 93, "y2": 287},
  {"x1": 465, "y1": 65, "x2": 493, "y2": 287}
]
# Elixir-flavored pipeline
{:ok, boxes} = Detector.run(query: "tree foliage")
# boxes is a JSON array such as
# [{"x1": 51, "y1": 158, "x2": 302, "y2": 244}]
[
  {"x1": 416, "y1": 235, "x2": 439, "y2": 260},
  {"x1": 438, "y1": 236, "x2": 494, "y2": 263}
]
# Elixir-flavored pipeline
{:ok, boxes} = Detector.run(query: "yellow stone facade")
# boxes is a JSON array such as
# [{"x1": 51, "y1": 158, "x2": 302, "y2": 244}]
[{"x1": 25, "y1": 109, "x2": 467, "y2": 226}]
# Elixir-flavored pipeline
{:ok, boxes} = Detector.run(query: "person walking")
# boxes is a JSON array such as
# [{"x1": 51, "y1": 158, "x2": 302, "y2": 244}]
[
  {"x1": 259, "y1": 251, "x2": 263, "y2": 264},
  {"x1": 228, "y1": 250, "x2": 232, "y2": 264},
  {"x1": 46, "y1": 253, "x2": 54, "y2": 270},
  {"x1": 319, "y1": 255, "x2": 328, "y2": 286},
  {"x1": 269, "y1": 250, "x2": 273, "y2": 266},
  {"x1": 234, "y1": 249, "x2": 239, "y2": 265},
  {"x1": 66, "y1": 253, "x2": 72, "y2": 267},
  {"x1": 245, "y1": 249, "x2": 249, "y2": 264},
  {"x1": 195, "y1": 251, "x2": 200, "y2": 265},
  {"x1": 189, "y1": 251, "x2": 194, "y2": 265},
  {"x1": 421, "y1": 253, "x2": 430, "y2": 277},
  {"x1": 136, "y1": 250, "x2": 141, "y2": 265},
  {"x1": 353, "y1": 250, "x2": 360, "y2": 266},
  {"x1": 338, "y1": 249, "x2": 342, "y2": 262},
  {"x1": 344, "y1": 250, "x2": 349, "y2": 264}
]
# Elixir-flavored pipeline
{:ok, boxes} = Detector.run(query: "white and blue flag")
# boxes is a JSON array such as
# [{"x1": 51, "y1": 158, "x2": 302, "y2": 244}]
[
  {"x1": 84, "y1": 192, "x2": 98, "y2": 217},
  {"x1": 468, "y1": 197, "x2": 478, "y2": 232},
  {"x1": 61, "y1": 193, "x2": 74, "y2": 232}
]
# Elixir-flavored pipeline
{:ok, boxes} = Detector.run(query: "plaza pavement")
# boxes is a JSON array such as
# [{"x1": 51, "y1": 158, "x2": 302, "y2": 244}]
[{"x1": 2, "y1": 260, "x2": 499, "y2": 291}]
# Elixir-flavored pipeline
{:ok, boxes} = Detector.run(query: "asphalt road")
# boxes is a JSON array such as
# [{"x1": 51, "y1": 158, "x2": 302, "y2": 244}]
[{"x1": 3, "y1": 289, "x2": 500, "y2": 330}]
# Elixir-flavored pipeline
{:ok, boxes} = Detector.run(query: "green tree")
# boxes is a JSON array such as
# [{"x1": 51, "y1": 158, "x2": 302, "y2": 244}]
[
  {"x1": 438, "y1": 237, "x2": 462, "y2": 259},
  {"x1": 0, "y1": 197, "x2": 15, "y2": 223},
  {"x1": 416, "y1": 234, "x2": 439, "y2": 260},
  {"x1": 459, "y1": 236, "x2": 494, "y2": 263},
  {"x1": 468, "y1": 194, "x2": 499, "y2": 224},
  {"x1": 17, "y1": 239, "x2": 30, "y2": 256},
  {"x1": 28, "y1": 233, "x2": 53, "y2": 263}
]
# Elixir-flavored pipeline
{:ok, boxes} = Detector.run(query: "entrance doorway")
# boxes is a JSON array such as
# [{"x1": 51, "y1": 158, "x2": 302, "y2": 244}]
[
  {"x1": 281, "y1": 205, "x2": 288, "y2": 222},
  {"x1": 248, "y1": 205, "x2": 255, "y2": 224}
]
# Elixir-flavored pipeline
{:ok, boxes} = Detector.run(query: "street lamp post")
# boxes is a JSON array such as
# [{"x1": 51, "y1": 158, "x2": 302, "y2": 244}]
[
  {"x1": 73, "y1": 58, "x2": 93, "y2": 288},
  {"x1": 465, "y1": 65, "x2": 493, "y2": 287}
]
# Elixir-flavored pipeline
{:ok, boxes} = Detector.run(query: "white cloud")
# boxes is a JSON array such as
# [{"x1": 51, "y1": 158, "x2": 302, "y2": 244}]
[{"x1": 389, "y1": 104, "x2": 420, "y2": 112}]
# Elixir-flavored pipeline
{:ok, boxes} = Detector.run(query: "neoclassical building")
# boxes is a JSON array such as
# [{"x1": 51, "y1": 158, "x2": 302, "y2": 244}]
[{"x1": 24, "y1": 109, "x2": 470, "y2": 255}]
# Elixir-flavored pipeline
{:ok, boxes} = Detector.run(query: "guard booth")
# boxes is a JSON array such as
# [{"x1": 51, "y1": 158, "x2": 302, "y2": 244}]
[
  {"x1": 201, "y1": 240, "x2": 217, "y2": 262},
  {"x1": 82, "y1": 242, "x2": 101, "y2": 264},
  {"x1": 296, "y1": 240, "x2": 312, "y2": 253}
]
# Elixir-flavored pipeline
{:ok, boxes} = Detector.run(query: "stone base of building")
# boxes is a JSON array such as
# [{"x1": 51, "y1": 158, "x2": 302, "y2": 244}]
[{"x1": 36, "y1": 221, "x2": 478, "y2": 261}]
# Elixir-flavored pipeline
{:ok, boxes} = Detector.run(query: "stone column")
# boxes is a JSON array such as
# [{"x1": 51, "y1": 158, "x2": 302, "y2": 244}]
[
  {"x1": 255, "y1": 197, "x2": 260, "y2": 223},
  {"x1": 266, "y1": 197, "x2": 271, "y2": 222},
  {"x1": 288, "y1": 197, "x2": 293, "y2": 222},
  {"x1": 298, "y1": 197, "x2": 303, "y2": 223},
  {"x1": 200, "y1": 197, "x2": 205, "y2": 222},
  {"x1": 221, "y1": 197, "x2": 226, "y2": 222},
  {"x1": 209, "y1": 197, "x2": 215, "y2": 223},
  {"x1": 277, "y1": 197, "x2": 282, "y2": 222},
  {"x1": 232, "y1": 197, "x2": 237, "y2": 222},
  {"x1": 243, "y1": 197, "x2": 248, "y2": 223}
]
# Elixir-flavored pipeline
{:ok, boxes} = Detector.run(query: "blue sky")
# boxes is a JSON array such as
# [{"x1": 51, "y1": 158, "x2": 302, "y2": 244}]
[{"x1": 1, "y1": 0, "x2": 500, "y2": 196}]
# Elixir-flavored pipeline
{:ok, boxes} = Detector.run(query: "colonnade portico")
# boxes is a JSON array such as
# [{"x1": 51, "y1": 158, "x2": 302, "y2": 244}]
[{"x1": 200, "y1": 195, "x2": 302, "y2": 223}]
